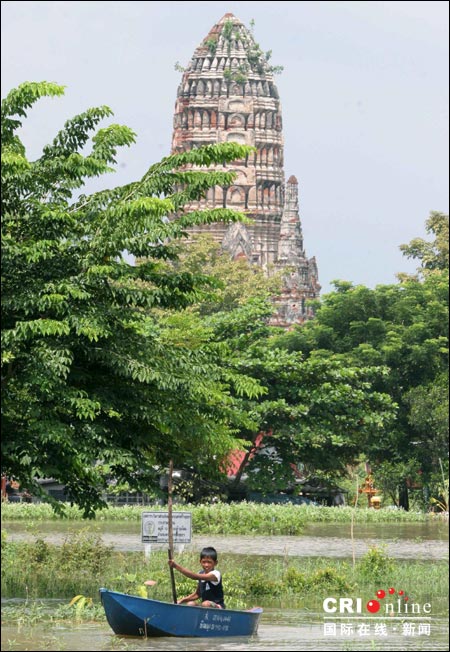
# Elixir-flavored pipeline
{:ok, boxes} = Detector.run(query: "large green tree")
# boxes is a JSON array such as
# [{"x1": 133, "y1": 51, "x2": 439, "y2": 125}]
[
  {"x1": 271, "y1": 216, "x2": 449, "y2": 506},
  {"x1": 151, "y1": 226, "x2": 398, "y2": 496},
  {"x1": 1, "y1": 82, "x2": 265, "y2": 515}
]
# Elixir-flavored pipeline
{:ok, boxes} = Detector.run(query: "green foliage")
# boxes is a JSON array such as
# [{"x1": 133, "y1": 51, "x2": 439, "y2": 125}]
[
  {"x1": 1, "y1": 599, "x2": 106, "y2": 626},
  {"x1": 164, "y1": 234, "x2": 282, "y2": 315},
  {"x1": 284, "y1": 566, "x2": 353, "y2": 593},
  {"x1": 203, "y1": 37, "x2": 218, "y2": 55},
  {"x1": 1, "y1": 529, "x2": 113, "y2": 598},
  {"x1": 399, "y1": 211, "x2": 449, "y2": 274},
  {"x1": 219, "y1": 18, "x2": 283, "y2": 76},
  {"x1": 248, "y1": 572, "x2": 283, "y2": 596},
  {"x1": 59, "y1": 530, "x2": 113, "y2": 574},
  {"x1": 2, "y1": 501, "x2": 433, "y2": 525},
  {"x1": 2, "y1": 535, "x2": 447, "y2": 612},
  {"x1": 223, "y1": 65, "x2": 250, "y2": 84},
  {"x1": 3, "y1": 82, "x2": 443, "y2": 521},
  {"x1": 405, "y1": 374, "x2": 449, "y2": 478},
  {"x1": 429, "y1": 458, "x2": 449, "y2": 513},
  {"x1": 1, "y1": 81, "x2": 263, "y2": 517},
  {"x1": 191, "y1": 501, "x2": 306, "y2": 535},
  {"x1": 165, "y1": 239, "x2": 397, "y2": 492},
  {"x1": 68, "y1": 594, "x2": 94, "y2": 621},
  {"x1": 222, "y1": 20, "x2": 235, "y2": 43},
  {"x1": 357, "y1": 546, "x2": 396, "y2": 582},
  {"x1": 110, "y1": 572, "x2": 147, "y2": 598},
  {"x1": 271, "y1": 238, "x2": 448, "y2": 497},
  {"x1": 234, "y1": 346, "x2": 396, "y2": 486}
]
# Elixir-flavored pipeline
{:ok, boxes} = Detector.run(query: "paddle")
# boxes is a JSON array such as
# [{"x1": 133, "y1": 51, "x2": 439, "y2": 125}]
[{"x1": 168, "y1": 459, "x2": 178, "y2": 604}]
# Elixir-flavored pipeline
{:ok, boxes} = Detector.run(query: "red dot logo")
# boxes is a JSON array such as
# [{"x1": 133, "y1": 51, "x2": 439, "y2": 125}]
[
  {"x1": 398, "y1": 590, "x2": 404, "y2": 596},
  {"x1": 366, "y1": 600, "x2": 381, "y2": 613},
  {"x1": 404, "y1": 596, "x2": 409, "y2": 602},
  {"x1": 376, "y1": 590, "x2": 386, "y2": 599},
  {"x1": 389, "y1": 588, "x2": 395, "y2": 594}
]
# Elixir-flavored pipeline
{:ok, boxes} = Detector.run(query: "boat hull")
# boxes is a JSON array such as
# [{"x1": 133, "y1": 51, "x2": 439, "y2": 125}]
[{"x1": 99, "y1": 588, "x2": 262, "y2": 638}]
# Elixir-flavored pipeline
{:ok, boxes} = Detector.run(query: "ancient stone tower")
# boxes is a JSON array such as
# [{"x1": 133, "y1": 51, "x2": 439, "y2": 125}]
[{"x1": 171, "y1": 13, "x2": 320, "y2": 325}]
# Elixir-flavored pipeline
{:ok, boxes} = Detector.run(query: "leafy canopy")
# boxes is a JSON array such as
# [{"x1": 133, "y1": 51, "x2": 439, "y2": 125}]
[
  {"x1": 161, "y1": 234, "x2": 398, "y2": 492},
  {"x1": 271, "y1": 217, "x2": 449, "y2": 503},
  {"x1": 1, "y1": 82, "x2": 265, "y2": 516}
]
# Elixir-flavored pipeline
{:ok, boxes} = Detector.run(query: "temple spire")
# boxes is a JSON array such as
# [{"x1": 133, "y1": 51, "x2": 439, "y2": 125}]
[
  {"x1": 278, "y1": 176, "x2": 304, "y2": 263},
  {"x1": 170, "y1": 16, "x2": 320, "y2": 326}
]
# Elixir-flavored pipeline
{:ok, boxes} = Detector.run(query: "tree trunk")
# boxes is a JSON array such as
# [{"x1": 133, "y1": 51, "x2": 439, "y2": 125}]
[{"x1": 398, "y1": 481, "x2": 410, "y2": 511}]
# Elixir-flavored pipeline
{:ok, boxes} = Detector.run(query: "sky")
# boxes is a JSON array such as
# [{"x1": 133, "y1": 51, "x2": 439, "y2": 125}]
[{"x1": 2, "y1": 1, "x2": 448, "y2": 293}]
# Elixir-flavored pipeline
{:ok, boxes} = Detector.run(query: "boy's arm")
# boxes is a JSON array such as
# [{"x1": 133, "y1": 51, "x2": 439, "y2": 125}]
[
  {"x1": 168, "y1": 560, "x2": 218, "y2": 583},
  {"x1": 177, "y1": 590, "x2": 199, "y2": 604}
]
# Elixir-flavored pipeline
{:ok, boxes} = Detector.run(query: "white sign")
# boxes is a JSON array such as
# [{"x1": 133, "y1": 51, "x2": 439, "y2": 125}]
[{"x1": 141, "y1": 511, "x2": 192, "y2": 544}]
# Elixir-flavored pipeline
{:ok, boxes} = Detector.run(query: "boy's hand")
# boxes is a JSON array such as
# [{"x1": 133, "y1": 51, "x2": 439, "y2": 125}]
[{"x1": 168, "y1": 559, "x2": 177, "y2": 569}]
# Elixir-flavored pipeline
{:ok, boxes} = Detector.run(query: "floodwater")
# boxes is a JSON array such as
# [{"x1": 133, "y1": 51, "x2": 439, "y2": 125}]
[
  {"x1": 1, "y1": 606, "x2": 449, "y2": 651},
  {"x1": 2, "y1": 521, "x2": 448, "y2": 650},
  {"x1": 3, "y1": 520, "x2": 449, "y2": 559}
]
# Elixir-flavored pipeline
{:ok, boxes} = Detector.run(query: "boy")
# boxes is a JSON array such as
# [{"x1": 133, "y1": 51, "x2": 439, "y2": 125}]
[{"x1": 168, "y1": 546, "x2": 225, "y2": 609}]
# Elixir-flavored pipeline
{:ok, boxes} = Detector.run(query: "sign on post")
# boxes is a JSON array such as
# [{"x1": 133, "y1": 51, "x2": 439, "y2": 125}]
[{"x1": 141, "y1": 511, "x2": 192, "y2": 544}]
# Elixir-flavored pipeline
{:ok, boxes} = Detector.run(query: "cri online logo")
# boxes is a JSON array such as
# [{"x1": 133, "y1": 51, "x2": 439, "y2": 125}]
[{"x1": 323, "y1": 588, "x2": 432, "y2": 615}]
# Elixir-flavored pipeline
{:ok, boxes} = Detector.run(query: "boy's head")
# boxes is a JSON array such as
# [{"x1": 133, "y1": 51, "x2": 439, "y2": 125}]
[{"x1": 200, "y1": 546, "x2": 218, "y2": 562}]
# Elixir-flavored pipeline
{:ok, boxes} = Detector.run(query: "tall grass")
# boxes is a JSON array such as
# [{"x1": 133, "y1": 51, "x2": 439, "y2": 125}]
[{"x1": 1, "y1": 501, "x2": 433, "y2": 530}]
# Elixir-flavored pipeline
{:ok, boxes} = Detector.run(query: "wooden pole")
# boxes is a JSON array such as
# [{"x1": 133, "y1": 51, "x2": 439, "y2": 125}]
[{"x1": 168, "y1": 459, "x2": 177, "y2": 604}]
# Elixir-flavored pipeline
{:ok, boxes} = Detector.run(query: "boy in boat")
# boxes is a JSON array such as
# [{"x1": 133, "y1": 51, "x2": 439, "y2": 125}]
[{"x1": 168, "y1": 546, "x2": 225, "y2": 609}]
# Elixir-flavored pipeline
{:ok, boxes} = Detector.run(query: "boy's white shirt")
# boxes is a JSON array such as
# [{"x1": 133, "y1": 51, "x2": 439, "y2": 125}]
[{"x1": 202, "y1": 569, "x2": 221, "y2": 585}]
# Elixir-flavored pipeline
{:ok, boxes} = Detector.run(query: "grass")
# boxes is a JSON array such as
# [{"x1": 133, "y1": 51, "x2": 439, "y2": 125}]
[{"x1": 1, "y1": 501, "x2": 437, "y2": 531}]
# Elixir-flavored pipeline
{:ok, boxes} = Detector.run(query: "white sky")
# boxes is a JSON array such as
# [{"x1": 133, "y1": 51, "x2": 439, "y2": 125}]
[{"x1": 2, "y1": 1, "x2": 448, "y2": 293}]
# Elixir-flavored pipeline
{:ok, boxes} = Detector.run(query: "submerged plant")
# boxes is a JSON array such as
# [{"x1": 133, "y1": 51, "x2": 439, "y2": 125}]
[{"x1": 68, "y1": 594, "x2": 94, "y2": 621}]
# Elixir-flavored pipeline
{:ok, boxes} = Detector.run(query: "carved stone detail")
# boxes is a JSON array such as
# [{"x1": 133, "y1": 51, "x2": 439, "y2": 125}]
[{"x1": 171, "y1": 14, "x2": 321, "y2": 326}]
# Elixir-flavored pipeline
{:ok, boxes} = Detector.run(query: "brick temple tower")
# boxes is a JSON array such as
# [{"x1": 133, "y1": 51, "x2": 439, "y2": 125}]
[{"x1": 171, "y1": 13, "x2": 320, "y2": 325}]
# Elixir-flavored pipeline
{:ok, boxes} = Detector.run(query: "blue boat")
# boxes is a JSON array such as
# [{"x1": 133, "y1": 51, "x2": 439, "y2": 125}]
[{"x1": 100, "y1": 588, "x2": 262, "y2": 638}]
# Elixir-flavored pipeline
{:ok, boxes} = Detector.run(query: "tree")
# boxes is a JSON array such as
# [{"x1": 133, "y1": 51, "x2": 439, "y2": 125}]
[
  {"x1": 1, "y1": 82, "x2": 265, "y2": 515},
  {"x1": 155, "y1": 224, "x2": 397, "y2": 496},
  {"x1": 399, "y1": 211, "x2": 449, "y2": 274},
  {"x1": 231, "y1": 346, "x2": 396, "y2": 493},
  {"x1": 270, "y1": 220, "x2": 449, "y2": 507},
  {"x1": 161, "y1": 233, "x2": 283, "y2": 316}
]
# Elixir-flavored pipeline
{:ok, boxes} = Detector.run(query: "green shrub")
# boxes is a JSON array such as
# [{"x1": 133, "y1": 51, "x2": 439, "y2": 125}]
[
  {"x1": 308, "y1": 567, "x2": 353, "y2": 592},
  {"x1": 247, "y1": 572, "x2": 282, "y2": 596},
  {"x1": 358, "y1": 546, "x2": 396, "y2": 581},
  {"x1": 59, "y1": 530, "x2": 112, "y2": 575},
  {"x1": 283, "y1": 567, "x2": 307, "y2": 591}
]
